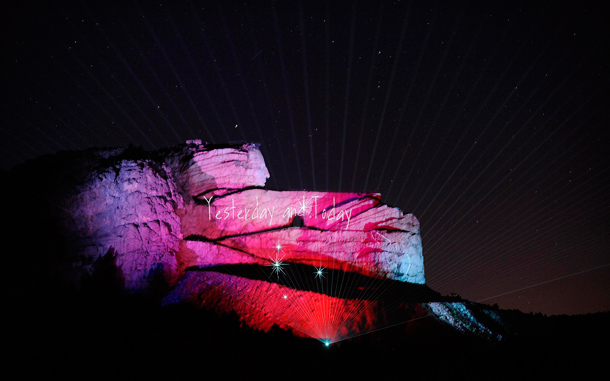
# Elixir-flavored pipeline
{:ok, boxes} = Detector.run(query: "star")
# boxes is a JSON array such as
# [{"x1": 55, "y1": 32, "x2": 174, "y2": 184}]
[
  {"x1": 314, "y1": 265, "x2": 325, "y2": 280},
  {"x1": 273, "y1": 240, "x2": 284, "y2": 254},
  {"x1": 296, "y1": 195, "x2": 313, "y2": 217},
  {"x1": 267, "y1": 254, "x2": 287, "y2": 279}
]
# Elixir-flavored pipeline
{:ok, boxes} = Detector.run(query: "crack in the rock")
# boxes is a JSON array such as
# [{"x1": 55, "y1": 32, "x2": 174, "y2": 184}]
[
  {"x1": 183, "y1": 224, "x2": 414, "y2": 244},
  {"x1": 183, "y1": 263, "x2": 442, "y2": 302}
]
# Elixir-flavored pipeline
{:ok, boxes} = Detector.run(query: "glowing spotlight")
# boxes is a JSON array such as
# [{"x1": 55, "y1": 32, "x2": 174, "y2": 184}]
[{"x1": 324, "y1": 340, "x2": 331, "y2": 347}]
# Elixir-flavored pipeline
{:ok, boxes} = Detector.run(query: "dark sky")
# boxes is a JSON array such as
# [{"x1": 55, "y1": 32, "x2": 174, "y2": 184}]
[{"x1": 2, "y1": 0, "x2": 609, "y2": 316}]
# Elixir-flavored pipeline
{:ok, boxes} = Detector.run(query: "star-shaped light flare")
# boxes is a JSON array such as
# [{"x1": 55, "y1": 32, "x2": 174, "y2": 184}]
[
  {"x1": 273, "y1": 240, "x2": 284, "y2": 255},
  {"x1": 267, "y1": 254, "x2": 288, "y2": 279},
  {"x1": 314, "y1": 265, "x2": 325, "y2": 280},
  {"x1": 297, "y1": 195, "x2": 313, "y2": 217}
]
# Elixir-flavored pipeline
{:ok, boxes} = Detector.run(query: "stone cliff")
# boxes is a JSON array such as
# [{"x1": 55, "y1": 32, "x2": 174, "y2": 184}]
[
  {"x1": 2, "y1": 140, "x2": 505, "y2": 343},
  {"x1": 56, "y1": 139, "x2": 425, "y2": 291}
]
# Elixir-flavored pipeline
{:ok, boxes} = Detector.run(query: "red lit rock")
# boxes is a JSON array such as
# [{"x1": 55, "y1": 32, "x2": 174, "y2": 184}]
[
  {"x1": 54, "y1": 140, "x2": 424, "y2": 291},
  {"x1": 9, "y1": 140, "x2": 506, "y2": 343}
]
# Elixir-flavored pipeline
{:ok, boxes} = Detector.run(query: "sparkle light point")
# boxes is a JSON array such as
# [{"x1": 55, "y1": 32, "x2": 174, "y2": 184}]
[
  {"x1": 274, "y1": 240, "x2": 283, "y2": 253},
  {"x1": 314, "y1": 266, "x2": 325, "y2": 280},
  {"x1": 267, "y1": 253, "x2": 288, "y2": 279},
  {"x1": 296, "y1": 195, "x2": 313, "y2": 217}
]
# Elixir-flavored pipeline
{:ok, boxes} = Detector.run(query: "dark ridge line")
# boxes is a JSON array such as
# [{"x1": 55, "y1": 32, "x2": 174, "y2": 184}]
[
  {"x1": 198, "y1": 189, "x2": 380, "y2": 204},
  {"x1": 193, "y1": 191, "x2": 417, "y2": 233},
  {"x1": 310, "y1": 194, "x2": 380, "y2": 218},
  {"x1": 183, "y1": 225, "x2": 324, "y2": 243},
  {"x1": 195, "y1": 142, "x2": 260, "y2": 151},
  {"x1": 183, "y1": 263, "x2": 445, "y2": 302},
  {"x1": 183, "y1": 223, "x2": 415, "y2": 244},
  {"x1": 193, "y1": 185, "x2": 267, "y2": 203}
]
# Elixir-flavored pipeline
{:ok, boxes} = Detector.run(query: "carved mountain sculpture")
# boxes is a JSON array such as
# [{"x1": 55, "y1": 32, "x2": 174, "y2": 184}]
[
  {"x1": 57, "y1": 139, "x2": 424, "y2": 291},
  {"x1": 3, "y1": 140, "x2": 505, "y2": 343}
]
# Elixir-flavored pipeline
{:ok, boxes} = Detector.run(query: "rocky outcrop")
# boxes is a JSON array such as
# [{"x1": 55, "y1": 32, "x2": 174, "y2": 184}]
[
  {"x1": 60, "y1": 157, "x2": 184, "y2": 292},
  {"x1": 162, "y1": 269, "x2": 505, "y2": 342},
  {"x1": 170, "y1": 140, "x2": 424, "y2": 285},
  {"x1": 165, "y1": 140, "x2": 270, "y2": 199},
  {"x1": 49, "y1": 139, "x2": 423, "y2": 292},
  {"x1": 6, "y1": 139, "x2": 505, "y2": 342},
  {"x1": 178, "y1": 190, "x2": 423, "y2": 283}
]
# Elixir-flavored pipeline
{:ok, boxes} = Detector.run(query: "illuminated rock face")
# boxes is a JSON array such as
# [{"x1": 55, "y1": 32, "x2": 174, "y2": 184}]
[
  {"x1": 178, "y1": 189, "x2": 423, "y2": 283},
  {"x1": 179, "y1": 190, "x2": 423, "y2": 283},
  {"x1": 60, "y1": 155, "x2": 184, "y2": 292},
  {"x1": 163, "y1": 271, "x2": 504, "y2": 343},
  {"x1": 17, "y1": 140, "x2": 504, "y2": 342},
  {"x1": 165, "y1": 140, "x2": 270, "y2": 199},
  {"x1": 163, "y1": 270, "x2": 426, "y2": 343},
  {"x1": 170, "y1": 140, "x2": 424, "y2": 284},
  {"x1": 57, "y1": 140, "x2": 424, "y2": 292}
]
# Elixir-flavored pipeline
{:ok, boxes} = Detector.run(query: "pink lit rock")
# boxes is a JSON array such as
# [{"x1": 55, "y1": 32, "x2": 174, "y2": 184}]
[
  {"x1": 182, "y1": 228, "x2": 423, "y2": 283},
  {"x1": 53, "y1": 140, "x2": 424, "y2": 292},
  {"x1": 165, "y1": 140, "x2": 269, "y2": 198},
  {"x1": 179, "y1": 189, "x2": 383, "y2": 238},
  {"x1": 177, "y1": 187, "x2": 424, "y2": 283},
  {"x1": 10, "y1": 141, "x2": 508, "y2": 344}
]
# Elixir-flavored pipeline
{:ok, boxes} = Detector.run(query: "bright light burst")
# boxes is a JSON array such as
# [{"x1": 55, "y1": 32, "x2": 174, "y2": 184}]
[
  {"x1": 296, "y1": 195, "x2": 313, "y2": 217},
  {"x1": 314, "y1": 266, "x2": 325, "y2": 280},
  {"x1": 267, "y1": 254, "x2": 288, "y2": 279},
  {"x1": 274, "y1": 240, "x2": 284, "y2": 254}
]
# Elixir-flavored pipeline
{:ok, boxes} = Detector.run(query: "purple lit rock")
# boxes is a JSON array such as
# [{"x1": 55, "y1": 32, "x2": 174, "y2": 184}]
[
  {"x1": 7, "y1": 140, "x2": 509, "y2": 344},
  {"x1": 49, "y1": 140, "x2": 424, "y2": 291},
  {"x1": 60, "y1": 157, "x2": 184, "y2": 291}
]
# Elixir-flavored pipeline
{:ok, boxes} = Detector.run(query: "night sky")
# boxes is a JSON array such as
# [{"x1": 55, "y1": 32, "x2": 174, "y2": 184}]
[{"x1": 2, "y1": 0, "x2": 609, "y2": 316}]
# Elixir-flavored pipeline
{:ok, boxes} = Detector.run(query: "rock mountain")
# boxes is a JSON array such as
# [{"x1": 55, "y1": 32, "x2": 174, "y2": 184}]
[{"x1": 1, "y1": 140, "x2": 505, "y2": 343}]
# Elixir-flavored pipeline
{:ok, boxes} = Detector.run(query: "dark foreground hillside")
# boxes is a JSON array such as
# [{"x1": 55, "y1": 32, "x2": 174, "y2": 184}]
[{"x1": 4, "y1": 287, "x2": 608, "y2": 380}]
